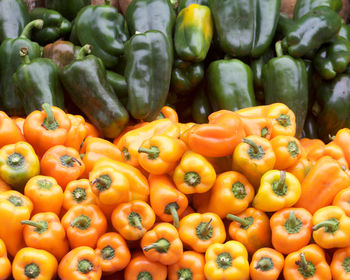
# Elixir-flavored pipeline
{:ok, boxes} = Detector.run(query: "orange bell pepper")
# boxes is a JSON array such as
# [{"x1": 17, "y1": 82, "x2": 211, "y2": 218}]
[
  {"x1": 11, "y1": 116, "x2": 25, "y2": 135},
  {"x1": 334, "y1": 128, "x2": 350, "y2": 167},
  {"x1": 23, "y1": 104, "x2": 71, "y2": 157},
  {"x1": 111, "y1": 200, "x2": 155, "y2": 241},
  {"x1": 64, "y1": 114, "x2": 87, "y2": 151},
  {"x1": 24, "y1": 175, "x2": 63, "y2": 215},
  {"x1": 333, "y1": 187, "x2": 350, "y2": 216},
  {"x1": 270, "y1": 136, "x2": 302, "y2": 170},
  {"x1": 58, "y1": 246, "x2": 102, "y2": 280},
  {"x1": 250, "y1": 248, "x2": 284, "y2": 280},
  {"x1": 85, "y1": 121, "x2": 101, "y2": 138},
  {"x1": 286, "y1": 156, "x2": 313, "y2": 183},
  {"x1": 21, "y1": 212, "x2": 69, "y2": 260},
  {"x1": 205, "y1": 155, "x2": 233, "y2": 174},
  {"x1": 283, "y1": 244, "x2": 331, "y2": 280},
  {"x1": 227, "y1": 208, "x2": 271, "y2": 255},
  {"x1": 168, "y1": 251, "x2": 205, "y2": 280},
  {"x1": 178, "y1": 212, "x2": 226, "y2": 253},
  {"x1": 295, "y1": 156, "x2": 350, "y2": 213},
  {"x1": 187, "y1": 110, "x2": 246, "y2": 157},
  {"x1": 233, "y1": 135, "x2": 276, "y2": 188},
  {"x1": 95, "y1": 232, "x2": 131, "y2": 274},
  {"x1": 0, "y1": 178, "x2": 10, "y2": 193},
  {"x1": 322, "y1": 142, "x2": 349, "y2": 169},
  {"x1": 239, "y1": 115, "x2": 273, "y2": 140},
  {"x1": 41, "y1": 145, "x2": 85, "y2": 189},
  {"x1": 149, "y1": 174, "x2": 188, "y2": 228},
  {"x1": 236, "y1": 104, "x2": 269, "y2": 118},
  {"x1": 0, "y1": 190, "x2": 32, "y2": 257},
  {"x1": 12, "y1": 247, "x2": 58, "y2": 280},
  {"x1": 62, "y1": 179, "x2": 97, "y2": 211},
  {"x1": 0, "y1": 239, "x2": 11, "y2": 280},
  {"x1": 300, "y1": 138, "x2": 325, "y2": 160},
  {"x1": 331, "y1": 247, "x2": 350, "y2": 280},
  {"x1": 0, "y1": 111, "x2": 24, "y2": 148},
  {"x1": 160, "y1": 106, "x2": 179, "y2": 123},
  {"x1": 141, "y1": 222, "x2": 183, "y2": 265},
  {"x1": 61, "y1": 204, "x2": 107, "y2": 249},
  {"x1": 113, "y1": 122, "x2": 149, "y2": 146},
  {"x1": 270, "y1": 207, "x2": 313, "y2": 254},
  {"x1": 266, "y1": 103, "x2": 296, "y2": 138}
]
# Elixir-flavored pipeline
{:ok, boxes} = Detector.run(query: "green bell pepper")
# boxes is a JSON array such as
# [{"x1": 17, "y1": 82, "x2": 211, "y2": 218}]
[
  {"x1": 263, "y1": 41, "x2": 308, "y2": 138},
  {"x1": 43, "y1": 40, "x2": 80, "y2": 70},
  {"x1": 207, "y1": 59, "x2": 256, "y2": 112},
  {"x1": 282, "y1": 6, "x2": 342, "y2": 58},
  {"x1": 174, "y1": 4, "x2": 213, "y2": 62},
  {"x1": 192, "y1": 84, "x2": 212, "y2": 123},
  {"x1": 293, "y1": 0, "x2": 342, "y2": 20},
  {"x1": 0, "y1": 20, "x2": 43, "y2": 116},
  {"x1": 72, "y1": 1, "x2": 129, "y2": 68},
  {"x1": 60, "y1": 45, "x2": 129, "y2": 138},
  {"x1": 125, "y1": 30, "x2": 172, "y2": 121},
  {"x1": 13, "y1": 47, "x2": 65, "y2": 115},
  {"x1": 177, "y1": 0, "x2": 209, "y2": 12},
  {"x1": 209, "y1": 0, "x2": 281, "y2": 57},
  {"x1": 338, "y1": 23, "x2": 350, "y2": 41},
  {"x1": 45, "y1": 0, "x2": 91, "y2": 21},
  {"x1": 275, "y1": 12, "x2": 295, "y2": 40},
  {"x1": 106, "y1": 70, "x2": 128, "y2": 107},
  {"x1": 29, "y1": 8, "x2": 71, "y2": 46},
  {"x1": 302, "y1": 113, "x2": 318, "y2": 139},
  {"x1": 0, "y1": 0, "x2": 29, "y2": 43},
  {"x1": 170, "y1": 58, "x2": 204, "y2": 95}
]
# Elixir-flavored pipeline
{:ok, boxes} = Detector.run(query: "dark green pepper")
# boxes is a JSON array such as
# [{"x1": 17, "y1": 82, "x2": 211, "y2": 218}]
[
  {"x1": 45, "y1": 0, "x2": 91, "y2": 21},
  {"x1": 177, "y1": 0, "x2": 209, "y2": 12},
  {"x1": 209, "y1": 0, "x2": 281, "y2": 57},
  {"x1": 282, "y1": 6, "x2": 342, "y2": 58},
  {"x1": 60, "y1": 45, "x2": 129, "y2": 138},
  {"x1": 72, "y1": 1, "x2": 129, "y2": 68},
  {"x1": 275, "y1": 12, "x2": 295, "y2": 40},
  {"x1": 0, "y1": 20, "x2": 43, "y2": 116},
  {"x1": 302, "y1": 113, "x2": 318, "y2": 139},
  {"x1": 207, "y1": 59, "x2": 256, "y2": 112},
  {"x1": 293, "y1": 0, "x2": 342, "y2": 20},
  {"x1": 338, "y1": 22, "x2": 350, "y2": 41},
  {"x1": 192, "y1": 84, "x2": 212, "y2": 123},
  {"x1": 106, "y1": 70, "x2": 128, "y2": 107},
  {"x1": 0, "y1": 0, "x2": 29, "y2": 43},
  {"x1": 29, "y1": 8, "x2": 71, "y2": 46},
  {"x1": 43, "y1": 40, "x2": 80, "y2": 70},
  {"x1": 13, "y1": 47, "x2": 65, "y2": 115},
  {"x1": 263, "y1": 42, "x2": 308, "y2": 138},
  {"x1": 125, "y1": 30, "x2": 172, "y2": 121},
  {"x1": 170, "y1": 58, "x2": 204, "y2": 95}
]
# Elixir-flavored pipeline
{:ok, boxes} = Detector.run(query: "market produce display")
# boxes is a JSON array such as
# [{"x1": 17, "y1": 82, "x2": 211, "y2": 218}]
[{"x1": 0, "y1": 0, "x2": 350, "y2": 279}]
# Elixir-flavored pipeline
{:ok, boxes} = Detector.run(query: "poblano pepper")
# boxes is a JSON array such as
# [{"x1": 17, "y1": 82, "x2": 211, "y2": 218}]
[
  {"x1": 45, "y1": 0, "x2": 91, "y2": 21},
  {"x1": 293, "y1": 0, "x2": 342, "y2": 20},
  {"x1": 192, "y1": 84, "x2": 212, "y2": 124}
]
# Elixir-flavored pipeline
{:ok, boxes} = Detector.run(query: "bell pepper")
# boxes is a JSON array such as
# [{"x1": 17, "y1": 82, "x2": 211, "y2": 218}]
[
  {"x1": 30, "y1": 8, "x2": 71, "y2": 45},
  {"x1": 58, "y1": 246, "x2": 102, "y2": 280},
  {"x1": 293, "y1": 0, "x2": 343, "y2": 19},
  {"x1": 111, "y1": 200, "x2": 155, "y2": 241},
  {"x1": 141, "y1": 222, "x2": 183, "y2": 265},
  {"x1": 276, "y1": 12, "x2": 295, "y2": 40},
  {"x1": 177, "y1": 0, "x2": 209, "y2": 11},
  {"x1": 300, "y1": 138, "x2": 325, "y2": 161},
  {"x1": 0, "y1": 239, "x2": 11, "y2": 280},
  {"x1": 45, "y1": 0, "x2": 90, "y2": 21},
  {"x1": 93, "y1": 158, "x2": 150, "y2": 202},
  {"x1": 149, "y1": 175, "x2": 188, "y2": 228},
  {"x1": 12, "y1": 248, "x2": 57, "y2": 280},
  {"x1": 192, "y1": 84, "x2": 212, "y2": 124},
  {"x1": 240, "y1": 116, "x2": 273, "y2": 140},
  {"x1": 334, "y1": 128, "x2": 350, "y2": 166},
  {"x1": 0, "y1": 19, "x2": 43, "y2": 116},
  {"x1": 302, "y1": 113, "x2": 319, "y2": 139},
  {"x1": 207, "y1": 59, "x2": 256, "y2": 112},
  {"x1": 283, "y1": 244, "x2": 331, "y2": 279},
  {"x1": 331, "y1": 247, "x2": 350, "y2": 280},
  {"x1": 24, "y1": 175, "x2": 63, "y2": 215},
  {"x1": 0, "y1": 141, "x2": 39, "y2": 192},
  {"x1": 174, "y1": 4, "x2": 213, "y2": 62},
  {"x1": 312, "y1": 206, "x2": 350, "y2": 248},
  {"x1": 41, "y1": 145, "x2": 85, "y2": 189},
  {"x1": 85, "y1": 121, "x2": 101, "y2": 138},
  {"x1": 61, "y1": 204, "x2": 107, "y2": 249},
  {"x1": 321, "y1": 142, "x2": 349, "y2": 168},
  {"x1": 0, "y1": 191, "x2": 33, "y2": 257},
  {"x1": 286, "y1": 157, "x2": 312, "y2": 183},
  {"x1": 43, "y1": 40, "x2": 80, "y2": 70},
  {"x1": 170, "y1": 59, "x2": 204, "y2": 95},
  {"x1": 253, "y1": 170, "x2": 301, "y2": 212},
  {"x1": 282, "y1": 6, "x2": 341, "y2": 58},
  {"x1": 168, "y1": 251, "x2": 205, "y2": 280},
  {"x1": 263, "y1": 41, "x2": 308, "y2": 137},
  {"x1": 209, "y1": 0, "x2": 280, "y2": 57},
  {"x1": 64, "y1": 114, "x2": 87, "y2": 152},
  {"x1": 13, "y1": 47, "x2": 65, "y2": 115},
  {"x1": 333, "y1": 187, "x2": 350, "y2": 216},
  {"x1": 250, "y1": 248, "x2": 284, "y2": 280},
  {"x1": 63, "y1": 179, "x2": 96, "y2": 211},
  {"x1": 125, "y1": 31, "x2": 172, "y2": 121},
  {"x1": 339, "y1": 22, "x2": 350, "y2": 40},
  {"x1": 270, "y1": 207, "x2": 313, "y2": 254},
  {"x1": 270, "y1": 135, "x2": 302, "y2": 169},
  {"x1": 0, "y1": 112, "x2": 24, "y2": 148},
  {"x1": 11, "y1": 117, "x2": 24, "y2": 135},
  {"x1": 0, "y1": 178, "x2": 10, "y2": 193},
  {"x1": 204, "y1": 240, "x2": 249, "y2": 280},
  {"x1": 159, "y1": 106, "x2": 179, "y2": 123},
  {"x1": 106, "y1": 70, "x2": 128, "y2": 107},
  {"x1": 95, "y1": 232, "x2": 131, "y2": 274},
  {"x1": 233, "y1": 136, "x2": 276, "y2": 188},
  {"x1": 21, "y1": 212, "x2": 69, "y2": 261},
  {"x1": 60, "y1": 45, "x2": 129, "y2": 138},
  {"x1": 124, "y1": 252, "x2": 167, "y2": 280},
  {"x1": 295, "y1": 156, "x2": 350, "y2": 213},
  {"x1": 227, "y1": 208, "x2": 271, "y2": 255}
]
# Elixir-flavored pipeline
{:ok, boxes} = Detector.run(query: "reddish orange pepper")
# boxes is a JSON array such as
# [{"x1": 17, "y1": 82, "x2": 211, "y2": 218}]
[
  {"x1": 65, "y1": 114, "x2": 87, "y2": 151},
  {"x1": 168, "y1": 251, "x2": 205, "y2": 280},
  {"x1": 240, "y1": 115, "x2": 273, "y2": 140},
  {"x1": 331, "y1": 247, "x2": 350, "y2": 280},
  {"x1": 41, "y1": 145, "x2": 85, "y2": 189},
  {"x1": 160, "y1": 106, "x2": 179, "y2": 123},
  {"x1": 63, "y1": 179, "x2": 97, "y2": 211},
  {"x1": 0, "y1": 239, "x2": 11, "y2": 280},
  {"x1": 270, "y1": 136, "x2": 302, "y2": 170},
  {"x1": 0, "y1": 112, "x2": 24, "y2": 148},
  {"x1": 11, "y1": 116, "x2": 25, "y2": 135},
  {"x1": 250, "y1": 248, "x2": 284, "y2": 280},
  {"x1": 333, "y1": 187, "x2": 350, "y2": 216},
  {"x1": 85, "y1": 121, "x2": 101, "y2": 138}
]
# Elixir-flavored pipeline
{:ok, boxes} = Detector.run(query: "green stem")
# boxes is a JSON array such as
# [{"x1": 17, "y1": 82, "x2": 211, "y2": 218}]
[
  {"x1": 24, "y1": 263, "x2": 40, "y2": 279},
  {"x1": 255, "y1": 257, "x2": 273, "y2": 271},
  {"x1": 184, "y1": 171, "x2": 201, "y2": 187},
  {"x1": 143, "y1": 238, "x2": 170, "y2": 253},
  {"x1": 300, "y1": 253, "x2": 308, "y2": 271},
  {"x1": 72, "y1": 187, "x2": 87, "y2": 203},
  {"x1": 21, "y1": 220, "x2": 45, "y2": 230},
  {"x1": 20, "y1": 19, "x2": 44, "y2": 38},
  {"x1": 19, "y1": 47, "x2": 30, "y2": 64},
  {"x1": 168, "y1": 205, "x2": 179, "y2": 229},
  {"x1": 101, "y1": 245, "x2": 115, "y2": 260},
  {"x1": 138, "y1": 146, "x2": 160, "y2": 160},
  {"x1": 200, "y1": 218, "x2": 212, "y2": 236},
  {"x1": 60, "y1": 155, "x2": 82, "y2": 167},
  {"x1": 91, "y1": 174, "x2": 112, "y2": 192},
  {"x1": 78, "y1": 259, "x2": 93, "y2": 274},
  {"x1": 313, "y1": 218, "x2": 339, "y2": 233},
  {"x1": 70, "y1": 215, "x2": 91, "y2": 230},
  {"x1": 273, "y1": 171, "x2": 287, "y2": 196},
  {"x1": 242, "y1": 138, "x2": 260, "y2": 154},
  {"x1": 42, "y1": 103, "x2": 59, "y2": 130},
  {"x1": 76, "y1": 44, "x2": 91, "y2": 60},
  {"x1": 8, "y1": 195, "x2": 23, "y2": 207},
  {"x1": 275, "y1": 41, "x2": 284, "y2": 57},
  {"x1": 226, "y1": 214, "x2": 249, "y2": 227},
  {"x1": 130, "y1": 213, "x2": 143, "y2": 230}
]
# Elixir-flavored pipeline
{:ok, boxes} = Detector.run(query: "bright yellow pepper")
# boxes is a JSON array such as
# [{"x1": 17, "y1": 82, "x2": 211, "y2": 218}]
[{"x1": 253, "y1": 170, "x2": 301, "y2": 212}]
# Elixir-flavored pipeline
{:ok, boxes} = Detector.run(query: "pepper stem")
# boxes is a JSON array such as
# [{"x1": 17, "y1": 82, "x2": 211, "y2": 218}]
[
  {"x1": 60, "y1": 155, "x2": 82, "y2": 167},
  {"x1": 200, "y1": 218, "x2": 213, "y2": 236},
  {"x1": 138, "y1": 146, "x2": 160, "y2": 160},
  {"x1": 226, "y1": 214, "x2": 249, "y2": 227},
  {"x1": 78, "y1": 259, "x2": 93, "y2": 274},
  {"x1": 300, "y1": 253, "x2": 309, "y2": 272},
  {"x1": 184, "y1": 171, "x2": 201, "y2": 187},
  {"x1": 91, "y1": 174, "x2": 112, "y2": 192},
  {"x1": 313, "y1": 218, "x2": 339, "y2": 233},
  {"x1": 298, "y1": 253, "x2": 316, "y2": 278},
  {"x1": 287, "y1": 211, "x2": 297, "y2": 228},
  {"x1": 178, "y1": 268, "x2": 193, "y2": 280},
  {"x1": 143, "y1": 238, "x2": 170, "y2": 253},
  {"x1": 76, "y1": 44, "x2": 91, "y2": 60},
  {"x1": 275, "y1": 41, "x2": 284, "y2": 57},
  {"x1": 242, "y1": 138, "x2": 260, "y2": 154},
  {"x1": 42, "y1": 103, "x2": 59, "y2": 130},
  {"x1": 131, "y1": 214, "x2": 143, "y2": 230},
  {"x1": 20, "y1": 19, "x2": 44, "y2": 38},
  {"x1": 274, "y1": 171, "x2": 287, "y2": 195},
  {"x1": 255, "y1": 257, "x2": 273, "y2": 271},
  {"x1": 24, "y1": 263, "x2": 40, "y2": 279},
  {"x1": 19, "y1": 47, "x2": 31, "y2": 64},
  {"x1": 168, "y1": 204, "x2": 179, "y2": 229},
  {"x1": 21, "y1": 220, "x2": 45, "y2": 230},
  {"x1": 70, "y1": 214, "x2": 91, "y2": 230}
]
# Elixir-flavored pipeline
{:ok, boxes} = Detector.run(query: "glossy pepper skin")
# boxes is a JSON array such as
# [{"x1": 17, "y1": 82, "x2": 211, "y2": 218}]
[
  {"x1": 270, "y1": 135, "x2": 302, "y2": 170},
  {"x1": 333, "y1": 187, "x2": 350, "y2": 216},
  {"x1": 177, "y1": 0, "x2": 208, "y2": 11},
  {"x1": 125, "y1": 31, "x2": 172, "y2": 121},
  {"x1": 168, "y1": 251, "x2": 205, "y2": 280},
  {"x1": 106, "y1": 70, "x2": 128, "y2": 107},
  {"x1": 250, "y1": 248, "x2": 284, "y2": 280},
  {"x1": 13, "y1": 47, "x2": 65, "y2": 115},
  {"x1": 63, "y1": 179, "x2": 96, "y2": 211},
  {"x1": 30, "y1": 8, "x2": 71, "y2": 45},
  {"x1": 0, "y1": 112, "x2": 24, "y2": 148},
  {"x1": 43, "y1": 40, "x2": 80, "y2": 70},
  {"x1": 302, "y1": 113, "x2": 319, "y2": 139},
  {"x1": 334, "y1": 128, "x2": 350, "y2": 166},
  {"x1": 192, "y1": 84, "x2": 212, "y2": 124},
  {"x1": 60, "y1": 45, "x2": 129, "y2": 138},
  {"x1": 0, "y1": 19, "x2": 43, "y2": 116},
  {"x1": 64, "y1": 114, "x2": 87, "y2": 151},
  {"x1": 0, "y1": 239, "x2": 11, "y2": 280},
  {"x1": 331, "y1": 247, "x2": 350, "y2": 280},
  {"x1": 293, "y1": 0, "x2": 342, "y2": 19},
  {"x1": 208, "y1": 59, "x2": 256, "y2": 112},
  {"x1": 45, "y1": 0, "x2": 90, "y2": 21},
  {"x1": 282, "y1": 6, "x2": 341, "y2": 58}
]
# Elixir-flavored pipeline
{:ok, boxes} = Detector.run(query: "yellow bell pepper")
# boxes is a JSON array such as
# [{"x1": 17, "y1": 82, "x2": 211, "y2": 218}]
[{"x1": 253, "y1": 170, "x2": 301, "y2": 212}]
